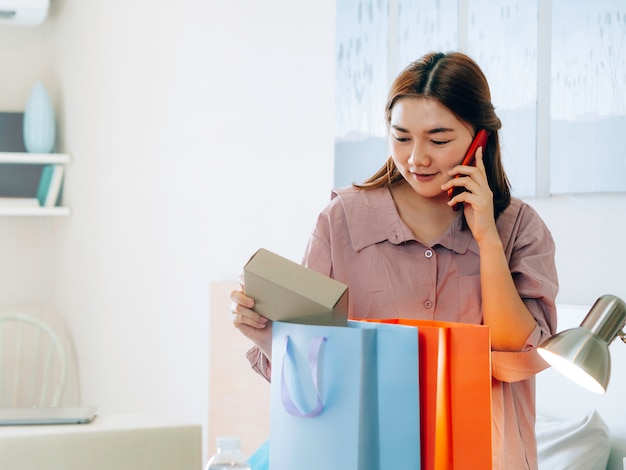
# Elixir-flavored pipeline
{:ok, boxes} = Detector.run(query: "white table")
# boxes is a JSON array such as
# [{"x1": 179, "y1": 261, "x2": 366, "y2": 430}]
[{"x1": 0, "y1": 414, "x2": 202, "y2": 470}]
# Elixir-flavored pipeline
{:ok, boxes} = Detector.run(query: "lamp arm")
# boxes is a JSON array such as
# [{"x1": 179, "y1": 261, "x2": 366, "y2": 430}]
[{"x1": 618, "y1": 330, "x2": 626, "y2": 345}]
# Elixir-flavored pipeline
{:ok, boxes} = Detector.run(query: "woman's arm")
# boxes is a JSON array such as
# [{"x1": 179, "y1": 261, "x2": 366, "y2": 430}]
[
  {"x1": 444, "y1": 148, "x2": 555, "y2": 352},
  {"x1": 478, "y1": 238, "x2": 537, "y2": 351}
]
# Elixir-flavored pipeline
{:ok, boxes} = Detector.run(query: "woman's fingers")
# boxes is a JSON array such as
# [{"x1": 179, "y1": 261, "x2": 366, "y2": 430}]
[
  {"x1": 230, "y1": 288, "x2": 254, "y2": 309},
  {"x1": 442, "y1": 147, "x2": 490, "y2": 208},
  {"x1": 229, "y1": 290, "x2": 267, "y2": 328}
]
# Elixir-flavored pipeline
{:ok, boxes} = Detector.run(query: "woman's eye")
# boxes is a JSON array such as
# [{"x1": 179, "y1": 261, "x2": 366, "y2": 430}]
[
  {"x1": 393, "y1": 135, "x2": 410, "y2": 142},
  {"x1": 432, "y1": 140, "x2": 451, "y2": 146}
]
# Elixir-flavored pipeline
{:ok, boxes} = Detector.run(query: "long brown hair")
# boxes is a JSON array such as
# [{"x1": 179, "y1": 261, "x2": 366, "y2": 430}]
[{"x1": 355, "y1": 52, "x2": 511, "y2": 219}]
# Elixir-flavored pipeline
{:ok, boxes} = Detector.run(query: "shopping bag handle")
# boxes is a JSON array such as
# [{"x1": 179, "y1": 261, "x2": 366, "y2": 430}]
[{"x1": 280, "y1": 335, "x2": 326, "y2": 418}]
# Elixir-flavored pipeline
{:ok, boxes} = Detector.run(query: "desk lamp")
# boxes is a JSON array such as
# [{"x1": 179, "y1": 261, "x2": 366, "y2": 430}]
[{"x1": 537, "y1": 294, "x2": 626, "y2": 394}]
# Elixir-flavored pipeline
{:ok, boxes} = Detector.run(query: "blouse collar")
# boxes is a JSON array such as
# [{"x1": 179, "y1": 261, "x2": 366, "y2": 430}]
[{"x1": 332, "y1": 186, "x2": 479, "y2": 255}]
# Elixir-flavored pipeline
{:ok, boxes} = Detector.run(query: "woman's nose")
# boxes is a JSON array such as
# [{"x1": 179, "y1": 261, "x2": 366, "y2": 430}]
[{"x1": 408, "y1": 142, "x2": 429, "y2": 167}]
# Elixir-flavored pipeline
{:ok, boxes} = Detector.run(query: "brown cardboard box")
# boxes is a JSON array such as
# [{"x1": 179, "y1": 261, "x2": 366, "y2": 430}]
[{"x1": 243, "y1": 248, "x2": 348, "y2": 326}]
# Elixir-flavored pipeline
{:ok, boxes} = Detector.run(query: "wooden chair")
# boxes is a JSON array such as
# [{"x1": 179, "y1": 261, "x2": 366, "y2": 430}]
[{"x1": 0, "y1": 313, "x2": 67, "y2": 407}]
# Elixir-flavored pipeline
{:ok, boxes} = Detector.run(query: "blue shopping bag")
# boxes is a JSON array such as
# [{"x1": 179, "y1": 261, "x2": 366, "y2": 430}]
[
  {"x1": 269, "y1": 321, "x2": 420, "y2": 470},
  {"x1": 248, "y1": 439, "x2": 269, "y2": 470},
  {"x1": 350, "y1": 320, "x2": 421, "y2": 468}
]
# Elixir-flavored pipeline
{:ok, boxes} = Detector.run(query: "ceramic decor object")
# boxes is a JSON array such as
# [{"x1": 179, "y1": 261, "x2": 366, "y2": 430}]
[{"x1": 23, "y1": 81, "x2": 56, "y2": 153}]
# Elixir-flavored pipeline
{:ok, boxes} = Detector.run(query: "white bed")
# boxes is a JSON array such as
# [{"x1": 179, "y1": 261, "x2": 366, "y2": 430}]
[{"x1": 536, "y1": 304, "x2": 626, "y2": 470}]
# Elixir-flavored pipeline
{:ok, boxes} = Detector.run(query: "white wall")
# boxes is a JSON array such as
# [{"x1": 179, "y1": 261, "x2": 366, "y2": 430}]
[
  {"x1": 1, "y1": 0, "x2": 625, "y2": 464},
  {"x1": 530, "y1": 193, "x2": 626, "y2": 305},
  {"x1": 0, "y1": 0, "x2": 335, "y2": 460}
]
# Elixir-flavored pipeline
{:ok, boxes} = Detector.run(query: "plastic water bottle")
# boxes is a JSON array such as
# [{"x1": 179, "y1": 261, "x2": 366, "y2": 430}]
[{"x1": 204, "y1": 436, "x2": 252, "y2": 470}]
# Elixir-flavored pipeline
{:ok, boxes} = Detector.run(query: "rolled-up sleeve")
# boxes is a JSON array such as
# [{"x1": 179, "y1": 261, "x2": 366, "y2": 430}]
[
  {"x1": 492, "y1": 205, "x2": 559, "y2": 382},
  {"x1": 246, "y1": 345, "x2": 272, "y2": 382}
]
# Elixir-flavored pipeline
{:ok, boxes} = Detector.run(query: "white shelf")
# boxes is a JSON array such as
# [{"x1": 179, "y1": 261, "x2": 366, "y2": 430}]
[
  {"x1": 0, "y1": 152, "x2": 71, "y2": 164},
  {"x1": 0, "y1": 152, "x2": 71, "y2": 217},
  {"x1": 0, "y1": 207, "x2": 70, "y2": 217}
]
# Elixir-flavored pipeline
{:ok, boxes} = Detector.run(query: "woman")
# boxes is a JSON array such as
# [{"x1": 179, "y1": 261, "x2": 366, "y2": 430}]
[{"x1": 230, "y1": 51, "x2": 558, "y2": 469}]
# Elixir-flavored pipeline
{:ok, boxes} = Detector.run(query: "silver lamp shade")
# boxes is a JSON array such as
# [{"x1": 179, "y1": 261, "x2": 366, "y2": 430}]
[{"x1": 538, "y1": 294, "x2": 626, "y2": 394}]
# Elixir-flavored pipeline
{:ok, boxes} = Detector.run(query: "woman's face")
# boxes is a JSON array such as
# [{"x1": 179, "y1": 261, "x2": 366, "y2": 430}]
[{"x1": 389, "y1": 97, "x2": 474, "y2": 200}]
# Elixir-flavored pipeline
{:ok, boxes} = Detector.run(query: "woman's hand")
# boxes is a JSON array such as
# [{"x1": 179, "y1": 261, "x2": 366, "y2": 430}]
[
  {"x1": 442, "y1": 147, "x2": 499, "y2": 244},
  {"x1": 230, "y1": 275, "x2": 272, "y2": 359}
]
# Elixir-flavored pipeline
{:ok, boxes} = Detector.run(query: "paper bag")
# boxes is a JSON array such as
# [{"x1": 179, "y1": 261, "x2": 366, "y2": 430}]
[
  {"x1": 269, "y1": 320, "x2": 421, "y2": 470},
  {"x1": 356, "y1": 318, "x2": 492, "y2": 469}
]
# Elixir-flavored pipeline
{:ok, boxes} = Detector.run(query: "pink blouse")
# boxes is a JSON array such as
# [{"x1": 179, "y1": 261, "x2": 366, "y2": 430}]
[{"x1": 247, "y1": 186, "x2": 558, "y2": 470}]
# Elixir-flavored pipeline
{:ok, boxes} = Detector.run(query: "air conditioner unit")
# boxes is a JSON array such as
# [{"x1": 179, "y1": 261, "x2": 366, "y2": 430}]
[{"x1": 0, "y1": 0, "x2": 50, "y2": 26}]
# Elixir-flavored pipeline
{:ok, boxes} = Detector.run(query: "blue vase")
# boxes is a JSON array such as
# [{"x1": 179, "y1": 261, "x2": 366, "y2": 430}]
[{"x1": 23, "y1": 81, "x2": 56, "y2": 154}]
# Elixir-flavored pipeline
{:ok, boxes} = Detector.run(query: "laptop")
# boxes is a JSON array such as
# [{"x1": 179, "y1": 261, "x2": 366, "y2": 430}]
[{"x1": 0, "y1": 406, "x2": 98, "y2": 426}]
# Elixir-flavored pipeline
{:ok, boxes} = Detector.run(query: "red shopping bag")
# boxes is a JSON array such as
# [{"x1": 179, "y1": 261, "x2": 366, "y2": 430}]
[{"x1": 356, "y1": 318, "x2": 492, "y2": 470}]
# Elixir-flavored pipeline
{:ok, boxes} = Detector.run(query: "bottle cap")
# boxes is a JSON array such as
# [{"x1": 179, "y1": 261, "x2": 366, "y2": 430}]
[{"x1": 216, "y1": 436, "x2": 241, "y2": 451}]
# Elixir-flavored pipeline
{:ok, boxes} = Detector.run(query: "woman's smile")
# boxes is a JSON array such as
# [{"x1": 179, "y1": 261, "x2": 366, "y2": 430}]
[{"x1": 410, "y1": 170, "x2": 439, "y2": 181}]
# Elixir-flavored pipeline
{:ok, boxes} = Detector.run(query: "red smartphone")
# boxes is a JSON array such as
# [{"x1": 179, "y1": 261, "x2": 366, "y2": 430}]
[{"x1": 448, "y1": 129, "x2": 488, "y2": 211}]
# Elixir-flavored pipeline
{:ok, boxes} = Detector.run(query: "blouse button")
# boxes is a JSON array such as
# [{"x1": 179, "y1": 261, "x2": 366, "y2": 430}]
[
  {"x1": 424, "y1": 300, "x2": 433, "y2": 309},
  {"x1": 424, "y1": 249, "x2": 433, "y2": 259}
]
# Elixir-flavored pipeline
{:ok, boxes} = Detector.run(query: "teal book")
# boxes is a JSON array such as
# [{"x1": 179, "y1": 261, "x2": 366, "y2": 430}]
[
  {"x1": 44, "y1": 165, "x2": 64, "y2": 207},
  {"x1": 36, "y1": 164, "x2": 55, "y2": 206}
]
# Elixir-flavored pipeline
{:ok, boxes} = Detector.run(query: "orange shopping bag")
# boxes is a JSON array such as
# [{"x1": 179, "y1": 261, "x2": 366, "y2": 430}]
[{"x1": 356, "y1": 318, "x2": 492, "y2": 470}]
